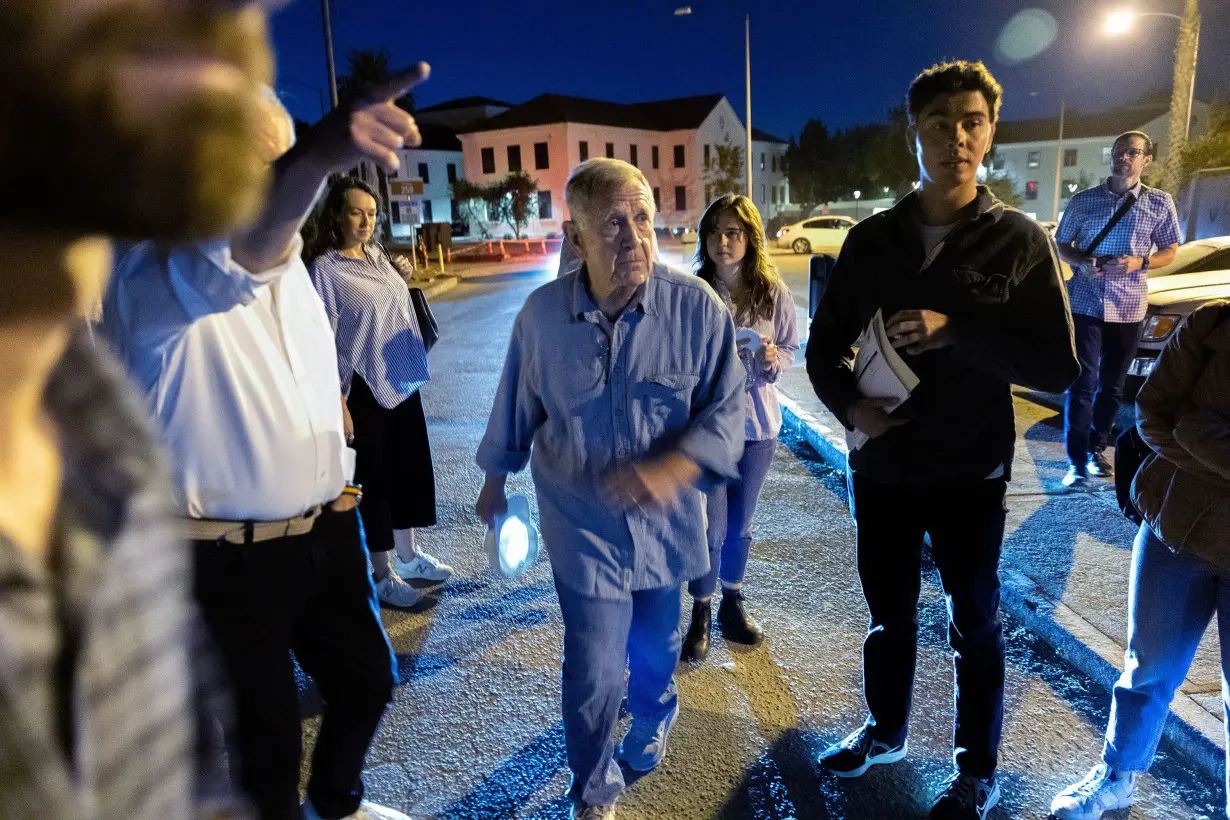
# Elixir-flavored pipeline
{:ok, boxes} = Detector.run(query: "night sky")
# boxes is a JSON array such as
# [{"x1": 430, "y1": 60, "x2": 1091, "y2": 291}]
[{"x1": 270, "y1": 0, "x2": 1230, "y2": 140}]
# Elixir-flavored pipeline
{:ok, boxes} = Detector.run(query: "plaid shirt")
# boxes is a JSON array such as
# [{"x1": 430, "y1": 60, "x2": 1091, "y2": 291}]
[
  {"x1": 1056, "y1": 179, "x2": 1181, "y2": 323},
  {"x1": 0, "y1": 330, "x2": 234, "y2": 820}
]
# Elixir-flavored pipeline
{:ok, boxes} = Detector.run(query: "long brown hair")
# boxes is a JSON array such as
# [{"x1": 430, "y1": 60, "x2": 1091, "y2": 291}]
[
  {"x1": 694, "y1": 194, "x2": 783, "y2": 324},
  {"x1": 305, "y1": 175, "x2": 381, "y2": 263}
]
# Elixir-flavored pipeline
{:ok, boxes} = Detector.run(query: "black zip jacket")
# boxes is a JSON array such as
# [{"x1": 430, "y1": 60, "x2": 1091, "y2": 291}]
[{"x1": 806, "y1": 187, "x2": 1079, "y2": 484}]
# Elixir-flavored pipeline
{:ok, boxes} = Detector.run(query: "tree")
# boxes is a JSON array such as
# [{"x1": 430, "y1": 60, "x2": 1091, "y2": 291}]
[
  {"x1": 863, "y1": 105, "x2": 916, "y2": 196},
  {"x1": 704, "y1": 139, "x2": 744, "y2": 201},
  {"x1": 1179, "y1": 102, "x2": 1230, "y2": 187},
  {"x1": 451, "y1": 178, "x2": 494, "y2": 239},
  {"x1": 786, "y1": 118, "x2": 844, "y2": 213},
  {"x1": 486, "y1": 171, "x2": 539, "y2": 239},
  {"x1": 986, "y1": 175, "x2": 1022, "y2": 208}
]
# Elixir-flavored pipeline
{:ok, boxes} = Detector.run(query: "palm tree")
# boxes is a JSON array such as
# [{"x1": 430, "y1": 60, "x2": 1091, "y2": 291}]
[{"x1": 337, "y1": 48, "x2": 415, "y2": 241}]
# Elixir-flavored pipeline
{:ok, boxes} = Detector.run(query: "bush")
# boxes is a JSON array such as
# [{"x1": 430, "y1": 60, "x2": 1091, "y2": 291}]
[{"x1": 503, "y1": 233, "x2": 514, "y2": 240}]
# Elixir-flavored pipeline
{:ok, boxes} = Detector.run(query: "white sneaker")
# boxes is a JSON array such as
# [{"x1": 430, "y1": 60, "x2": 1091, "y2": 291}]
[
  {"x1": 1062, "y1": 466, "x2": 1093, "y2": 491},
  {"x1": 375, "y1": 572, "x2": 423, "y2": 608},
  {"x1": 304, "y1": 798, "x2": 414, "y2": 820},
  {"x1": 1050, "y1": 763, "x2": 1136, "y2": 819},
  {"x1": 394, "y1": 551, "x2": 453, "y2": 583}
]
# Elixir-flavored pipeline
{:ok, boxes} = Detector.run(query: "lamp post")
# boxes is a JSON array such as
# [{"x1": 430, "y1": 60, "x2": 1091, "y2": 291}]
[
  {"x1": 1104, "y1": 1, "x2": 1200, "y2": 193},
  {"x1": 674, "y1": 6, "x2": 753, "y2": 199},
  {"x1": 321, "y1": 0, "x2": 339, "y2": 109},
  {"x1": 853, "y1": 189, "x2": 862, "y2": 220}
]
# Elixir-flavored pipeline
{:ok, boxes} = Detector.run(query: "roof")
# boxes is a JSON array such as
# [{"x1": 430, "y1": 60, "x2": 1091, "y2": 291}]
[
  {"x1": 751, "y1": 127, "x2": 787, "y2": 144},
  {"x1": 457, "y1": 93, "x2": 727, "y2": 134},
  {"x1": 415, "y1": 122, "x2": 462, "y2": 152},
  {"x1": 417, "y1": 96, "x2": 512, "y2": 113},
  {"x1": 995, "y1": 104, "x2": 1169, "y2": 144}
]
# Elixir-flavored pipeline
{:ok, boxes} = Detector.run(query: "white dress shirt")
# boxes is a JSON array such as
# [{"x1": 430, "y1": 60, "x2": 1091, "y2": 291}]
[{"x1": 102, "y1": 236, "x2": 348, "y2": 520}]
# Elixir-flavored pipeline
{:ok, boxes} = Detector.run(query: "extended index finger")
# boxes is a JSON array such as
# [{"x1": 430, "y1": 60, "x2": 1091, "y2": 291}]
[{"x1": 363, "y1": 61, "x2": 432, "y2": 103}]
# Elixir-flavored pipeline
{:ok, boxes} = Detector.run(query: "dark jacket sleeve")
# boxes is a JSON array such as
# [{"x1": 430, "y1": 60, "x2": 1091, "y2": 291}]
[
  {"x1": 950, "y1": 234, "x2": 1080, "y2": 393},
  {"x1": 1137, "y1": 300, "x2": 1229, "y2": 479},
  {"x1": 805, "y1": 241, "x2": 864, "y2": 430}
]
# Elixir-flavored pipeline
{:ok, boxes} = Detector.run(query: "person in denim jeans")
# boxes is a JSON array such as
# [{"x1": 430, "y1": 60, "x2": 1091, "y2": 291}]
[
  {"x1": 1052, "y1": 300, "x2": 1230, "y2": 819},
  {"x1": 680, "y1": 194, "x2": 799, "y2": 662},
  {"x1": 476, "y1": 159, "x2": 745, "y2": 820}
]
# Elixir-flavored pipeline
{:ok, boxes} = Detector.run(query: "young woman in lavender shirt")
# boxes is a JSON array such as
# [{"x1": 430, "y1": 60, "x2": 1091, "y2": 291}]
[{"x1": 681, "y1": 194, "x2": 800, "y2": 662}]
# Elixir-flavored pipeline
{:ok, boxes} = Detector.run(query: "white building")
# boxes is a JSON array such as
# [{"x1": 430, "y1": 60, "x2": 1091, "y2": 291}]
[
  {"x1": 990, "y1": 101, "x2": 1211, "y2": 222},
  {"x1": 454, "y1": 93, "x2": 790, "y2": 238}
]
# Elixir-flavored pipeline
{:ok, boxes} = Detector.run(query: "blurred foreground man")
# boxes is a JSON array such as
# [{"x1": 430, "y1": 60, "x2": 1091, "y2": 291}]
[
  {"x1": 0, "y1": 0, "x2": 282, "y2": 818},
  {"x1": 103, "y1": 76, "x2": 428, "y2": 819},
  {"x1": 807, "y1": 60, "x2": 1078, "y2": 820},
  {"x1": 476, "y1": 158, "x2": 744, "y2": 819}
]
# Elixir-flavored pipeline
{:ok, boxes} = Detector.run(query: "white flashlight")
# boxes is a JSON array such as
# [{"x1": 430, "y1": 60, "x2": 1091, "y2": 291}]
[{"x1": 485, "y1": 494, "x2": 540, "y2": 578}]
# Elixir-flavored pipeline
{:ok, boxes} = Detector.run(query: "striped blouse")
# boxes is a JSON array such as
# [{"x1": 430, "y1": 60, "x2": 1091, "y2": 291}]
[{"x1": 310, "y1": 247, "x2": 431, "y2": 409}]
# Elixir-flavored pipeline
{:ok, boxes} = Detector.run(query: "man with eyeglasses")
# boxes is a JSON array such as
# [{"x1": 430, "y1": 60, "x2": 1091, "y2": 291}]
[{"x1": 1055, "y1": 130, "x2": 1181, "y2": 491}]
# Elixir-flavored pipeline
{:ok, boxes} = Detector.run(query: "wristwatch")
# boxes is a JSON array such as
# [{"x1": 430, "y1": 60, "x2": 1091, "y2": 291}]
[{"x1": 1140, "y1": 256, "x2": 1150, "y2": 273}]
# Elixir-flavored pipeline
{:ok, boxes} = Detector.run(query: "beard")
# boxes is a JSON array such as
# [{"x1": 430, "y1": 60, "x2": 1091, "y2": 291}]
[{"x1": 0, "y1": 2, "x2": 275, "y2": 241}]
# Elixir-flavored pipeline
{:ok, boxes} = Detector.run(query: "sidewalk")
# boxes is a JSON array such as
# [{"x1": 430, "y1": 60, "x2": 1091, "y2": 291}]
[{"x1": 773, "y1": 334, "x2": 1227, "y2": 777}]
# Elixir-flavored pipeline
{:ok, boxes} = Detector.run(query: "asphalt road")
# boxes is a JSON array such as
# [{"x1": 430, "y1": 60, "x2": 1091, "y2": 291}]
[{"x1": 299, "y1": 269, "x2": 1222, "y2": 819}]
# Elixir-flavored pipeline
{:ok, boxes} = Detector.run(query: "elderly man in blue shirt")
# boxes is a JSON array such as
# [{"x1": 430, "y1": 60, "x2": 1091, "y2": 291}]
[{"x1": 476, "y1": 158, "x2": 745, "y2": 820}]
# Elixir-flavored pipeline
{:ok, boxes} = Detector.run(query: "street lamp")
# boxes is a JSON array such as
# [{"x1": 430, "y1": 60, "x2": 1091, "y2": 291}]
[
  {"x1": 1104, "y1": 2, "x2": 1200, "y2": 191},
  {"x1": 853, "y1": 189, "x2": 862, "y2": 220},
  {"x1": 674, "y1": 5, "x2": 753, "y2": 199}
]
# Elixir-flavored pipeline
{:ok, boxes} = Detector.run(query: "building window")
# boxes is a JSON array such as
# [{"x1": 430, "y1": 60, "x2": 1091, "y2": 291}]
[
  {"x1": 653, "y1": 187, "x2": 661, "y2": 211},
  {"x1": 392, "y1": 201, "x2": 401, "y2": 222},
  {"x1": 771, "y1": 186, "x2": 778, "y2": 204},
  {"x1": 1064, "y1": 148, "x2": 1078, "y2": 167},
  {"x1": 652, "y1": 145, "x2": 660, "y2": 169},
  {"x1": 674, "y1": 145, "x2": 685, "y2": 168},
  {"x1": 760, "y1": 184, "x2": 766, "y2": 203},
  {"x1": 1025, "y1": 181, "x2": 1039, "y2": 201},
  {"x1": 507, "y1": 145, "x2": 522, "y2": 173},
  {"x1": 704, "y1": 184, "x2": 712, "y2": 204},
  {"x1": 417, "y1": 162, "x2": 429, "y2": 184},
  {"x1": 534, "y1": 142, "x2": 549, "y2": 170},
  {"x1": 579, "y1": 140, "x2": 589, "y2": 161},
  {"x1": 605, "y1": 142, "x2": 615, "y2": 159},
  {"x1": 481, "y1": 147, "x2": 495, "y2": 174},
  {"x1": 538, "y1": 190, "x2": 552, "y2": 220},
  {"x1": 446, "y1": 163, "x2": 457, "y2": 183},
  {"x1": 992, "y1": 153, "x2": 1005, "y2": 171},
  {"x1": 1061, "y1": 179, "x2": 1078, "y2": 199},
  {"x1": 1102, "y1": 146, "x2": 1113, "y2": 165},
  {"x1": 423, "y1": 200, "x2": 433, "y2": 222},
  {"x1": 704, "y1": 144, "x2": 711, "y2": 168},
  {"x1": 1026, "y1": 150, "x2": 1041, "y2": 169},
  {"x1": 630, "y1": 144, "x2": 638, "y2": 167},
  {"x1": 760, "y1": 152, "x2": 765, "y2": 171},
  {"x1": 675, "y1": 186, "x2": 687, "y2": 211},
  {"x1": 771, "y1": 155, "x2": 777, "y2": 173}
]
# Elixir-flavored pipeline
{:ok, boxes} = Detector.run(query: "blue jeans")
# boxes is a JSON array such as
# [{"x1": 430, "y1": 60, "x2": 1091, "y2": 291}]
[
  {"x1": 1065, "y1": 314, "x2": 1142, "y2": 468},
  {"x1": 688, "y1": 437, "x2": 777, "y2": 599},
  {"x1": 1103, "y1": 523, "x2": 1230, "y2": 812},
  {"x1": 554, "y1": 577, "x2": 682, "y2": 807}
]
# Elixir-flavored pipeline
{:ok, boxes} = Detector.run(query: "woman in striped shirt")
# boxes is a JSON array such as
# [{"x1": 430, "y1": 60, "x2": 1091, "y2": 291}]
[{"x1": 309, "y1": 177, "x2": 452, "y2": 608}]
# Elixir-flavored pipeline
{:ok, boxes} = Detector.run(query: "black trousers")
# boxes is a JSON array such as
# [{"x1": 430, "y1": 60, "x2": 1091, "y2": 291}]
[
  {"x1": 848, "y1": 470, "x2": 1008, "y2": 779},
  {"x1": 1065, "y1": 313, "x2": 1143, "y2": 468},
  {"x1": 193, "y1": 507, "x2": 397, "y2": 820},
  {"x1": 348, "y1": 374, "x2": 437, "y2": 554}
]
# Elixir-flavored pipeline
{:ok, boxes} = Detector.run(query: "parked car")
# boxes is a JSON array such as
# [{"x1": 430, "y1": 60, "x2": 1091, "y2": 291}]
[
  {"x1": 1125, "y1": 235, "x2": 1230, "y2": 397},
  {"x1": 776, "y1": 215, "x2": 857, "y2": 254}
]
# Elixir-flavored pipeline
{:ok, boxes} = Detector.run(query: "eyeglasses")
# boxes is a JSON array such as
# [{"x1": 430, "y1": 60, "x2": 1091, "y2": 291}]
[{"x1": 1113, "y1": 148, "x2": 1147, "y2": 160}]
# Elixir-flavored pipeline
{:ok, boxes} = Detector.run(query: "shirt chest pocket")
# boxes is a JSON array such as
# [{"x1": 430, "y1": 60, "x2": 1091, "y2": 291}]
[
  {"x1": 951, "y1": 266, "x2": 1011, "y2": 305},
  {"x1": 631, "y1": 373, "x2": 699, "y2": 442}
]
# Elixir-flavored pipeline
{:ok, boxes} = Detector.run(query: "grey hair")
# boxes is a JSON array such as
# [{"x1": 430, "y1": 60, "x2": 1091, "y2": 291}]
[{"x1": 565, "y1": 158, "x2": 654, "y2": 228}]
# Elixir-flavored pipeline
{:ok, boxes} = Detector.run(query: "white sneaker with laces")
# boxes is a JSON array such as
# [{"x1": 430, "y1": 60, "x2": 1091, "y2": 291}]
[
  {"x1": 304, "y1": 798, "x2": 414, "y2": 820},
  {"x1": 1050, "y1": 763, "x2": 1136, "y2": 819},
  {"x1": 394, "y1": 551, "x2": 453, "y2": 583},
  {"x1": 375, "y1": 572, "x2": 423, "y2": 608}
]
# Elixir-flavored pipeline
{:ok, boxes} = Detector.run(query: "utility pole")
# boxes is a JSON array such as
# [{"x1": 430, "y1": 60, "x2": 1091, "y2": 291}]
[
  {"x1": 744, "y1": 13, "x2": 753, "y2": 200},
  {"x1": 321, "y1": 0, "x2": 339, "y2": 109},
  {"x1": 1051, "y1": 99, "x2": 1066, "y2": 222},
  {"x1": 1162, "y1": 0, "x2": 1200, "y2": 193}
]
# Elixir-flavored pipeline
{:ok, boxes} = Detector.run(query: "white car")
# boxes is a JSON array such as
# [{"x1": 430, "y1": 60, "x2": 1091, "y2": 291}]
[{"x1": 776, "y1": 215, "x2": 857, "y2": 254}]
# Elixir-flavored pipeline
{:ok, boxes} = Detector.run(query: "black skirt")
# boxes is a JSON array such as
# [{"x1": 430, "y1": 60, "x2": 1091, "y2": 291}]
[{"x1": 347, "y1": 373, "x2": 437, "y2": 553}]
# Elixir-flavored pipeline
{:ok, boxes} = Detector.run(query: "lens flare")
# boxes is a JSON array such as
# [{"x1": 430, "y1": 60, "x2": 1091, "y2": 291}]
[{"x1": 994, "y1": 9, "x2": 1059, "y2": 65}]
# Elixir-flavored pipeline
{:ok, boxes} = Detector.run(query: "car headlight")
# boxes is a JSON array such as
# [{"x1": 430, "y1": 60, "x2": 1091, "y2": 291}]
[
  {"x1": 777, "y1": 228, "x2": 788, "y2": 237},
  {"x1": 1141, "y1": 313, "x2": 1181, "y2": 342}
]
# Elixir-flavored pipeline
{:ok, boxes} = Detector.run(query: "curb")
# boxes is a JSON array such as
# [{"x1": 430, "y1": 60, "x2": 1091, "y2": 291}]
[
  {"x1": 419, "y1": 277, "x2": 460, "y2": 299},
  {"x1": 777, "y1": 393, "x2": 1227, "y2": 778}
]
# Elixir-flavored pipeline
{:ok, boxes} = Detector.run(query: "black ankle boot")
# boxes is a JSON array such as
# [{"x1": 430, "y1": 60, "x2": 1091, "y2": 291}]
[
  {"x1": 717, "y1": 589, "x2": 764, "y2": 646},
  {"x1": 680, "y1": 598, "x2": 712, "y2": 662}
]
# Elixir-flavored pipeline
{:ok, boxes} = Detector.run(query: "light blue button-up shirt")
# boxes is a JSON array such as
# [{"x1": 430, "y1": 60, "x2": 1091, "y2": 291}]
[{"x1": 477, "y1": 263, "x2": 745, "y2": 599}]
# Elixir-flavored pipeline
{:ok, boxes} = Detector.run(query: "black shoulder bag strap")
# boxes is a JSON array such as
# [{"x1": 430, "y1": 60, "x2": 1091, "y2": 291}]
[{"x1": 1080, "y1": 186, "x2": 1144, "y2": 257}]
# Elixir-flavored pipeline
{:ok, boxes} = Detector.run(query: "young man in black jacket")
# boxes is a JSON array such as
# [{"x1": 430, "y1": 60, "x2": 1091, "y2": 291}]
[{"x1": 807, "y1": 60, "x2": 1079, "y2": 820}]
